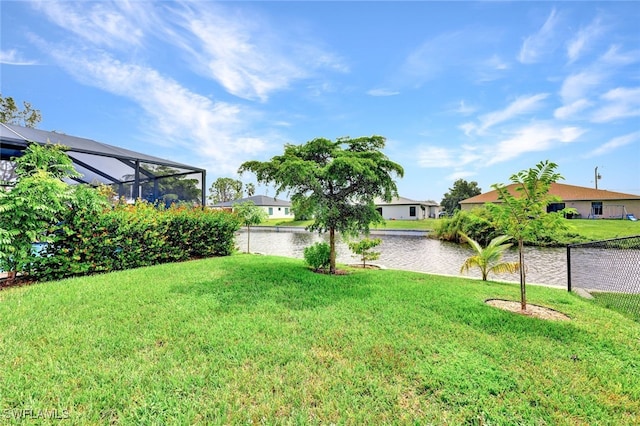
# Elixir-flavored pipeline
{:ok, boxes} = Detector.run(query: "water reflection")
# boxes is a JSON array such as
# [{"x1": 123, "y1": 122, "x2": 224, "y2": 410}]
[{"x1": 237, "y1": 229, "x2": 568, "y2": 287}]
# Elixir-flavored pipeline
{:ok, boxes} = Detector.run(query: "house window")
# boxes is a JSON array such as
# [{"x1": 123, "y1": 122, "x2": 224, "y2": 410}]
[
  {"x1": 547, "y1": 203, "x2": 565, "y2": 213},
  {"x1": 591, "y1": 202, "x2": 603, "y2": 216},
  {"x1": 376, "y1": 207, "x2": 383, "y2": 216},
  {"x1": 409, "y1": 206, "x2": 416, "y2": 217},
  {"x1": 268, "y1": 207, "x2": 273, "y2": 215},
  {"x1": 285, "y1": 207, "x2": 289, "y2": 215}
]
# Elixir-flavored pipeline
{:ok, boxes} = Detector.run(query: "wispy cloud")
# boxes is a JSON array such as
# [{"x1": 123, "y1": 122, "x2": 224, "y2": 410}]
[
  {"x1": 554, "y1": 99, "x2": 592, "y2": 120},
  {"x1": 417, "y1": 146, "x2": 457, "y2": 168},
  {"x1": 487, "y1": 122, "x2": 584, "y2": 165},
  {"x1": 161, "y1": 2, "x2": 346, "y2": 102},
  {"x1": 559, "y1": 70, "x2": 604, "y2": 103},
  {"x1": 464, "y1": 93, "x2": 549, "y2": 135},
  {"x1": 0, "y1": 49, "x2": 37, "y2": 65},
  {"x1": 40, "y1": 43, "x2": 271, "y2": 175},
  {"x1": 567, "y1": 16, "x2": 604, "y2": 63},
  {"x1": 475, "y1": 54, "x2": 510, "y2": 82},
  {"x1": 32, "y1": 0, "x2": 151, "y2": 49},
  {"x1": 518, "y1": 8, "x2": 561, "y2": 64},
  {"x1": 592, "y1": 87, "x2": 640, "y2": 122},
  {"x1": 584, "y1": 131, "x2": 640, "y2": 158},
  {"x1": 367, "y1": 88, "x2": 400, "y2": 97}
]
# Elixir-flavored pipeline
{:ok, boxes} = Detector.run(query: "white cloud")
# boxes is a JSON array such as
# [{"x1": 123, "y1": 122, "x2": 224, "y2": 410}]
[
  {"x1": 475, "y1": 54, "x2": 510, "y2": 82},
  {"x1": 454, "y1": 100, "x2": 477, "y2": 116},
  {"x1": 33, "y1": 0, "x2": 150, "y2": 49},
  {"x1": 0, "y1": 49, "x2": 37, "y2": 65},
  {"x1": 601, "y1": 45, "x2": 640, "y2": 66},
  {"x1": 567, "y1": 16, "x2": 604, "y2": 63},
  {"x1": 162, "y1": 2, "x2": 346, "y2": 102},
  {"x1": 554, "y1": 98, "x2": 592, "y2": 120},
  {"x1": 367, "y1": 89, "x2": 400, "y2": 97},
  {"x1": 559, "y1": 70, "x2": 603, "y2": 103},
  {"x1": 43, "y1": 46, "x2": 270, "y2": 174},
  {"x1": 446, "y1": 170, "x2": 476, "y2": 181},
  {"x1": 487, "y1": 123, "x2": 585, "y2": 165},
  {"x1": 518, "y1": 8, "x2": 561, "y2": 64},
  {"x1": 417, "y1": 146, "x2": 457, "y2": 168},
  {"x1": 476, "y1": 93, "x2": 549, "y2": 133},
  {"x1": 584, "y1": 131, "x2": 640, "y2": 158},
  {"x1": 592, "y1": 87, "x2": 640, "y2": 122}
]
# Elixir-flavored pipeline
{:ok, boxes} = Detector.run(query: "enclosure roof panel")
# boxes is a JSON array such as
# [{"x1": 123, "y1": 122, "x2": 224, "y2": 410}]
[{"x1": 1, "y1": 123, "x2": 204, "y2": 173}]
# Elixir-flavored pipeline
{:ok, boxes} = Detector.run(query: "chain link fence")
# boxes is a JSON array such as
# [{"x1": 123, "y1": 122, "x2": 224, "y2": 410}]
[{"x1": 567, "y1": 235, "x2": 640, "y2": 321}]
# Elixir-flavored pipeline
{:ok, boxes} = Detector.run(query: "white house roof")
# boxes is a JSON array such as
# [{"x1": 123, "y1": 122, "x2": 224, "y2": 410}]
[{"x1": 211, "y1": 195, "x2": 291, "y2": 208}]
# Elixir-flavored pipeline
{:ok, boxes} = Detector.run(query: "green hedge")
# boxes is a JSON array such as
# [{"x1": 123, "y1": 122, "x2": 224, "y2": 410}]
[{"x1": 33, "y1": 201, "x2": 240, "y2": 281}]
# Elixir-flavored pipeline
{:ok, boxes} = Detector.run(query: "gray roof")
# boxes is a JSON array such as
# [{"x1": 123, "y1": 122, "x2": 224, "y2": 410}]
[
  {"x1": 1, "y1": 122, "x2": 206, "y2": 204},
  {"x1": 212, "y1": 195, "x2": 291, "y2": 208}
]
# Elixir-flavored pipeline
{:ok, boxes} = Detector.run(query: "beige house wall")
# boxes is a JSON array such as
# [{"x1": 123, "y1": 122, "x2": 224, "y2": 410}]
[{"x1": 462, "y1": 199, "x2": 640, "y2": 219}]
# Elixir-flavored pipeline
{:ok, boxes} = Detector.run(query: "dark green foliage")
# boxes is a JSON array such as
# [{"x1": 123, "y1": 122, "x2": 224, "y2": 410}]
[
  {"x1": 0, "y1": 144, "x2": 79, "y2": 279},
  {"x1": 208, "y1": 177, "x2": 243, "y2": 204},
  {"x1": 240, "y1": 135, "x2": 403, "y2": 274},
  {"x1": 303, "y1": 242, "x2": 331, "y2": 272},
  {"x1": 440, "y1": 179, "x2": 481, "y2": 214},
  {"x1": 33, "y1": 202, "x2": 240, "y2": 282},
  {"x1": 435, "y1": 209, "x2": 500, "y2": 246}
]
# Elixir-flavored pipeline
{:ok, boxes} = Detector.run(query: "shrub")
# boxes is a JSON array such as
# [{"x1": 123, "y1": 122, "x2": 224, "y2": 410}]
[
  {"x1": 33, "y1": 200, "x2": 240, "y2": 282},
  {"x1": 303, "y1": 242, "x2": 331, "y2": 272},
  {"x1": 348, "y1": 237, "x2": 382, "y2": 267}
]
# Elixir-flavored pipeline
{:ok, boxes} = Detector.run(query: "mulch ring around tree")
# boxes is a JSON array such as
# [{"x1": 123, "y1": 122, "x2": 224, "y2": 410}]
[{"x1": 486, "y1": 299, "x2": 571, "y2": 321}]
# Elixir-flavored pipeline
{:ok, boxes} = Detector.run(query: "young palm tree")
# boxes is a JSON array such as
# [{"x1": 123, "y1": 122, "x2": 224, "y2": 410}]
[{"x1": 459, "y1": 232, "x2": 520, "y2": 281}]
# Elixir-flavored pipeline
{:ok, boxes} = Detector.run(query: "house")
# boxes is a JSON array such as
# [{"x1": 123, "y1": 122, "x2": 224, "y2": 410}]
[
  {"x1": 459, "y1": 182, "x2": 640, "y2": 219},
  {"x1": 374, "y1": 196, "x2": 440, "y2": 220},
  {"x1": 210, "y1": 195, "x2": 294, "y2": 219}
]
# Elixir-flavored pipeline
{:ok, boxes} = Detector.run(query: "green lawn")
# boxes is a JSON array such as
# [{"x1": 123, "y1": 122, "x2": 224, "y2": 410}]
[
  {"x1": 261, "y1": 217, "x2": 640, "y2": 240},
  {"x1": 1, "y1": 255, "x2": 638, "y2": 424},
  {"x1": 567, "y1": 218, "x2": 640, "y2": 241}
]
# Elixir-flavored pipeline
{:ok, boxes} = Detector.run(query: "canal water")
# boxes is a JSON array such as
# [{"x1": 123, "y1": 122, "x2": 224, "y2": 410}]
[{"x1": 236, "y1": 228, "x2": 568, "y2": 288}]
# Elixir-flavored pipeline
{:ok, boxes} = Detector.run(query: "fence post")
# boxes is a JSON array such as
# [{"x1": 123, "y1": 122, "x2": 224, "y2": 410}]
[{"x1": 566, "y1": 245, "x2": 572, "y2": 293}]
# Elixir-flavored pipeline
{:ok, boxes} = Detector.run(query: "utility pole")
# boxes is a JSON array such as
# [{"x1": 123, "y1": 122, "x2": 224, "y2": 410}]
[{"x1": 594, "y1": 166, "x2": 601, "y2": 189}]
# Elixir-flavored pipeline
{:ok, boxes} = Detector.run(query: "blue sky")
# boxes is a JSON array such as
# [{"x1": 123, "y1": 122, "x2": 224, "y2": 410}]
[{"x1": 1, "y1": 1, "x2": 639, "y2": 202}]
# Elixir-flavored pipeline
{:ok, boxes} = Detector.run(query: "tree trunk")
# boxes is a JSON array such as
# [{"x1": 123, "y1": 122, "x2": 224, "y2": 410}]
[
  {"x1": 329, "y1": 227, "x2": 336, "y2": 274},
  {"x1": 519, "y1": 238, "x2": 527, "y2": 311}
]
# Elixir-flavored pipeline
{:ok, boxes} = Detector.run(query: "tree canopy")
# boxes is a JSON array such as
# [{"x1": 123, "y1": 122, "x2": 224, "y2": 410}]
[
  {"x1": 239, "y1": 135, "x2": 404, "y2": 273},
  {"x1": 0, "y1": 94, "x2": 41, "y2": 128},
  {"x1": 440, "y1": 179, "x2": 482, "y2": 213},
  {"x1": 208, "y1": 177, "x2": 243, "y2": 204}
]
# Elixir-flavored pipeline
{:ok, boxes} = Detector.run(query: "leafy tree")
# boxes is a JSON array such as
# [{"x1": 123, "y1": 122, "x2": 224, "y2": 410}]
[
  {"x1": 245, "y1": 183, "x2": 256, "y2": 197},
  {"x1": 233, "y1": 201, "x2": 268, "y2": 253},
  {"x1": 0, "y1": 144, "x2": 79, "y2": 282},
  {"x1": 348, "y1": 237, "x2": 382, "y2": 268},
  {"x1": 239, "y1": 136, "x2": 403, "y2": 274},
  {"x1": 0, "y1": 94, "x2": 42, "y2": 128},
  {"x1": 459, "y1": 232, "x2": 519, "y2": 281},
  {"x1": 490, "y1": 160, "x2": 563, "y2": 311},
  {"x1": 440, "y1": 179, "x2": 481, "y2": 214},
  {"x1": 208, "y1": 177, "x2": 243, "y2": 204}
]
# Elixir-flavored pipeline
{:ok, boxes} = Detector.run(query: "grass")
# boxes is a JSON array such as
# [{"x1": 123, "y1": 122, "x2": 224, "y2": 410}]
[
  {"x1": 566, "y1": 219, "x2": 640, "y2": 241},
  {"x1": 260, "y1": 217, "x2": 640, "y2": 241},
  {"x1": 591, "y1": 292, "x2": 640, "y2": 322},
  {"x1": 1, "y1": 255, "x2": 639, "y2": 424}
]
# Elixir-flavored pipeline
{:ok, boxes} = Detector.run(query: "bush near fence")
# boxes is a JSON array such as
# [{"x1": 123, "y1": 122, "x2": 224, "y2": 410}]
[
  {"x1": 568, "y1": 235, "x2": 640, "y2": 321},
  {"x1": 32, "y1": 203, "x2": 240, "y2": 282}
]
